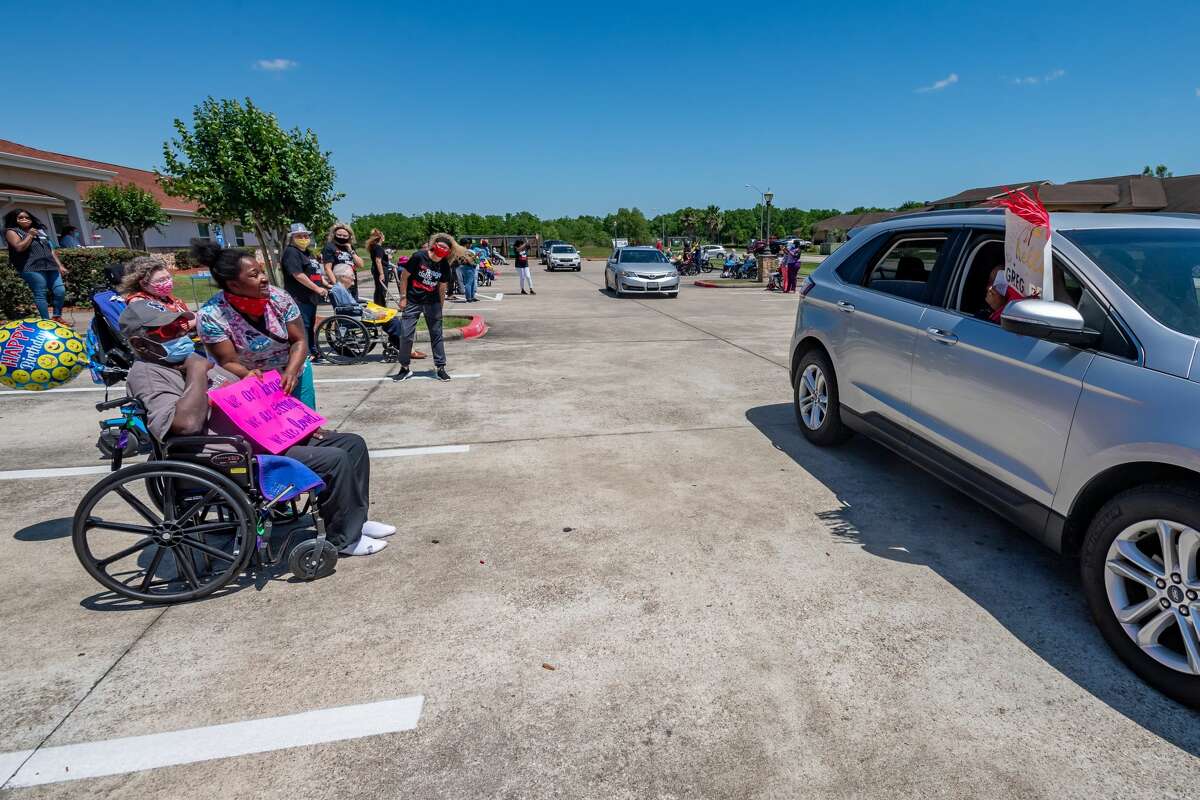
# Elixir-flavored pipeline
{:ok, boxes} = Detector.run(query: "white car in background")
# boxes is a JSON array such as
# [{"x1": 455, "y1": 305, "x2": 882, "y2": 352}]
[
  {"x1": 699, "y1": 244, "x2": 727, "y2": 261},
  {"x1": 547, "y1": 244, "x2": 582, "y2": 271}
]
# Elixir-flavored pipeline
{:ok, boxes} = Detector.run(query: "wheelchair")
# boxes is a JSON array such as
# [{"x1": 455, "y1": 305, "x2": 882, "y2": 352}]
[
  {"x1": 314, "y1": 302, "x2": 401, "y2": 366},
  {"x1": 73, "y1": 396, "x2": 339, "y2": 604}
]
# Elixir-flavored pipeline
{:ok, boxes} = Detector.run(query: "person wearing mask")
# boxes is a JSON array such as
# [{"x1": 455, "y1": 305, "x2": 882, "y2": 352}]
[
  {"x1": 391, "y1": 233, "x2": 460, "y2": 383},
  {"x1": 192, "y1": 240, "x2": 314, "y2": 406},
  {"x1": 781, "y1": 242, "x2": 802, "y2": 293},
  {"x1": 59, "y1": 225, "x2": 82, "y2": 249},
  {"x1": 322, "y1": 223, "x2": 362, "y2": 296},
  {"x1": 366, "y1": 228, "x2": 390, "y2": 306},
  {"x1": 280, "y1": 222, "x2": 330, "y2": 362},
  {"x1": 513, "y1": 238, "x2": 535, "y2": 295},
  {"x1": 4, "y1": 209, "x2": 68, "y2": 323},
  {"x1": 120, "y1": 301, "x2": 392, "y2": 557},
  {"x1": 119, "y1": 255, "x2": 196, "y2": 331}
]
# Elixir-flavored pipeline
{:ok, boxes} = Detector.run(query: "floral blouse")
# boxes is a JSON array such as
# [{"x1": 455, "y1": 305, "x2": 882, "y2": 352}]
[{"x1": 197, "y1": 287, "x2": 300, "y2": 372}]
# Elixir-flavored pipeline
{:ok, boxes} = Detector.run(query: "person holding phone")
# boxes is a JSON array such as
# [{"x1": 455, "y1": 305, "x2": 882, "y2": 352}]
[{"x1": 4, "y1": 209, "x2": 68, "y2": 323}]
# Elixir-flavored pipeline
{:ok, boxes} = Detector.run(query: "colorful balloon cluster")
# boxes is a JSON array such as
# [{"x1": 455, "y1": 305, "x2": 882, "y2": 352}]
[{"x1": 0, "y1": 319, "x2": 89, "y2": 391}]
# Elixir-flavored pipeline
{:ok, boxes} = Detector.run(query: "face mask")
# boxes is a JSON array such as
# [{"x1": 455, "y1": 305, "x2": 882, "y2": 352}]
[
  {"x1": 161, "y1": 335, "x2": 195, "y2": 364},
  {"x1": 295, "y1": 237, "x2": 311, "y2": 248},
  {"x1": 146, "y1": 278, "x2": 174, "y2": 297},
  {"x1": 335, "y1": 237, "x2": 350, "y2": 245}
]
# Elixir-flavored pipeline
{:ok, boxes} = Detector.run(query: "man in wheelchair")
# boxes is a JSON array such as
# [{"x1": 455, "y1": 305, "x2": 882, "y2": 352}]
[
  {"x1": 119, "y1": 302, "x2": 394, "y2": 557},
  {"x1": 328, "y1": 264, "x2": 426, "y2": 361}
]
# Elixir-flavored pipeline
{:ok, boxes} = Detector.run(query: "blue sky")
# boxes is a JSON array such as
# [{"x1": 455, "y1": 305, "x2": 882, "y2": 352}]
[{"x1": 8, "y1": 1, "x2": 1199, "y2": 217}]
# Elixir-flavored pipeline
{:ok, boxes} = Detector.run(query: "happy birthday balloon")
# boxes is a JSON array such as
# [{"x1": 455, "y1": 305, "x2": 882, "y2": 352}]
[{"x1": 0, "y1": 318, "x2": 89, "y2": 391}]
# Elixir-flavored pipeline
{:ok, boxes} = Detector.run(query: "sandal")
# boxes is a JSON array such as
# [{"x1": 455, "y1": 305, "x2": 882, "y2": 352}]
[{"x1": 411, "y1": 350, "x2": 427, "y2": 359}]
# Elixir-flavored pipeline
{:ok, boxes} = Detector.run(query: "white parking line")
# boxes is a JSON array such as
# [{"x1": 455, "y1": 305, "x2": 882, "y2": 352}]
[
  {"x1": 1, "y1": 695, "x2": 424, "y2": 789},
  {"x1": 0, "y1": 444, "x2": 470, "y2": 481},
  {"x1": 0, "y1": 374, "x2": 483, "y2": 397}
]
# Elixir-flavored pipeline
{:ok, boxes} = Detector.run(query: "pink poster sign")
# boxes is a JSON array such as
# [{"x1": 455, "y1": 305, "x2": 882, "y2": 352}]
[{"x1": 207, "y1": 370, "x2": 325, "y2": 454}]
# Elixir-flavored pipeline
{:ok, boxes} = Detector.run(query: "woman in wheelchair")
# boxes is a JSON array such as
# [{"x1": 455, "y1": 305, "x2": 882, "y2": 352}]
[
  {"x1": 328, "y1": 264, "x2": 412, "y2": 360},
  {"x1": 120, "y1": 296, "x2": 394, "y2": 560}
]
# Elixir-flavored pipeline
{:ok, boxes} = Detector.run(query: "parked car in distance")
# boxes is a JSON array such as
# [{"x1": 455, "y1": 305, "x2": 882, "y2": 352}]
[
  {"x1": 547, "y1": 244, "x2": 581, "y2": 271},
  {"x1": 699, "y1": 244, "x2": 727, "y2": 261},
  {"x1": 540, "y1": 239, "x2": 565, "y2": 262},
  {"x1": 790, "y1": 208, "x2": 1200, "y2": 708},
  {"x1": 605, "y1": 246, "x2": 679, "y2": 298}
]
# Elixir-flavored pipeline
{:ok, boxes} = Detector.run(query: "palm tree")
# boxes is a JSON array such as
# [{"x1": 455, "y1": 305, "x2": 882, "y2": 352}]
[
  {"x1": 704, "y1": 205, "x2": 724, "y2": 244},
  {"x1": 679, "y1": 209, "x2": 699, "y2": 240}
]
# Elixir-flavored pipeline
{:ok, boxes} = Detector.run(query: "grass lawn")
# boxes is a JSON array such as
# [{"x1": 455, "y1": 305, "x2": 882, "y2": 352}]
[{"x1": 579, "y1": 245, "x2": 611, "y2": 259}]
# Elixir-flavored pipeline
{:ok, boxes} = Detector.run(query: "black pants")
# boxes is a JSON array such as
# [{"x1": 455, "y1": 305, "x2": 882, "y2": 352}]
[
  {"x1": 296, "y1": 301, "x2": 319, "y2": 356},
  {"x1": 398, "y1": 302, "x2": 446, "y2": 367},
  {"x1": 371, "y1": 268, "x2": 388, "y2": 306},
  {"x1": 284, "y1": 431, "x2": 370, "y2": 549}
]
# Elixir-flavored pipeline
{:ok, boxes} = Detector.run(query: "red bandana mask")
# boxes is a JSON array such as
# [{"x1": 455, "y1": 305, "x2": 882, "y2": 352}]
[{"x1": 225, "y1": 291, "x2": 269, "y2": 317}]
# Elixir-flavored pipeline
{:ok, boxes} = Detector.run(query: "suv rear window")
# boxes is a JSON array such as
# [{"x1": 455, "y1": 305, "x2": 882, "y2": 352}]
[
  {"x1": 1062, "y1": 228, "x2": 1200, "y2": 337},
  {"x1": 861, "y1": 236, "x2": 948, "y2": 302}
]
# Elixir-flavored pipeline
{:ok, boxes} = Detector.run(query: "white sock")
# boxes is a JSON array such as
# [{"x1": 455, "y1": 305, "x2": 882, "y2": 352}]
[
  {"x1": 339, "y1": 535, "x2": 388, "y2": 556},
  {"x1": 362, "y1": 520, "x2": 396, "y2": 538}
]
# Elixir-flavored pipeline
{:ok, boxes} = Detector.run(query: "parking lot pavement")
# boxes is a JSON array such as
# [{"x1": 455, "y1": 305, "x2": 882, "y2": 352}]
[{"x1": 1, "y1": 260, "x2": 1197, "y2": 798}]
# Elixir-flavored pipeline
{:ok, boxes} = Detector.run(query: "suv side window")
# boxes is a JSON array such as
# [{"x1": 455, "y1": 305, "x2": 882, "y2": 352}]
[{"x1": 861, "y1": 235, "x2": 949, "y2": 303}]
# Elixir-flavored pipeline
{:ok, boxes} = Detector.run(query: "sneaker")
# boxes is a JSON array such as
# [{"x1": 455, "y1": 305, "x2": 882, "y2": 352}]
[
  {"x1": 436, "y1": 368, "x2": 452, "y2": 382},
  {"x1": 51, "y1": 316, "x2": 69, "y2": 327},
  {"x1": 521, "y1": 290, "x2": 527, "y2": 295},
  {"x1": 339, "y1": 535, "x2": 388, "y2": 556},
  {"x1": 392, "y1": 366, "x2": 412, "y2": 382},
  {"x1": 362, "y1": 520, "x2": 396, "y2": 538},
  {"x1": 529, "y1": 289, "x2": 536, "y2": 295}
]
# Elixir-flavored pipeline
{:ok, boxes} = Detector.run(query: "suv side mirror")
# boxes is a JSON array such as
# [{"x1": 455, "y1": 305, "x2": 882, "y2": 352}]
[{"x1": 1000, "y1": 299, "x2": 1101, "y2": 347}]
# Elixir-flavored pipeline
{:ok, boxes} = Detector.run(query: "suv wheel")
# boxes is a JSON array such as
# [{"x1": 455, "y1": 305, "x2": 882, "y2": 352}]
[
  {"x1": 793, "y1": 349, "x2": 850, "y2": 446},
  {"x1": 1081, "y1": 484, "x2": 1200, "y2": 707}
]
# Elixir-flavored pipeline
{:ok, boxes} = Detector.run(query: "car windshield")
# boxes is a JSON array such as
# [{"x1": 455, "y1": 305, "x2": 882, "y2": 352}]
[
  {"x1": 619, "y1": 250, "x2": 667, "y2": 263},
  {"x1": 551, "y1": 246, "x2": 575, "y2": 253},
  {"x1": 1062, "y1": 227, "x2": 1200, "y2": 337}
]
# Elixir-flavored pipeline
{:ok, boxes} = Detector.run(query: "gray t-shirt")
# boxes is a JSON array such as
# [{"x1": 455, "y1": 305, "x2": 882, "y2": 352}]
[{"x1": 125, "y1": 360, "x2": 239, "y2": 441}]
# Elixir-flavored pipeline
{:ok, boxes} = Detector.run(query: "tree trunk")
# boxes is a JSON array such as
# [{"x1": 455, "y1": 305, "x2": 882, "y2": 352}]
[
  {"x1": 253, "y1": 222, "x2": 284, "y2": 287},
  {"x1": 115, "y1": 227, "x2": 132, "y2": 249}
]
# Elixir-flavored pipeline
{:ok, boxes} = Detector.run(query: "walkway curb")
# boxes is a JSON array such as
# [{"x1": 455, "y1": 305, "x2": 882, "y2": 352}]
[{"x1": 694, "y1": 279, "x2": 763, "y2": 288}]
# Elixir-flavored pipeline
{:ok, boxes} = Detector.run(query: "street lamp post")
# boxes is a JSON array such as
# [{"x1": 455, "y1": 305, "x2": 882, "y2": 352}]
[{"x1": 764, "y1": 189, "x2": 774, "y2": 247}]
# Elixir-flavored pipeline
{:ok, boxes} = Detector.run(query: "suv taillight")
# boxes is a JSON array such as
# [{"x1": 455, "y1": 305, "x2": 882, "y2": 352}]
[{"x1": 799, "y1": 276, "x2": 815, "y2": 297}]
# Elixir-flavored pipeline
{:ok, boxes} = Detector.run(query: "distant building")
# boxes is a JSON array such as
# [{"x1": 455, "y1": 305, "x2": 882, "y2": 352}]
[{"x1": 0, "y1": 139, "x2": 256, "y2": 252}]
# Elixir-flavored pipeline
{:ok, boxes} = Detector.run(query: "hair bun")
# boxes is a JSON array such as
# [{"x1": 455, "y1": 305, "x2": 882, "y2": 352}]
[{"x1": 189, "y1": 238, "x2": 223, "y2": 268}]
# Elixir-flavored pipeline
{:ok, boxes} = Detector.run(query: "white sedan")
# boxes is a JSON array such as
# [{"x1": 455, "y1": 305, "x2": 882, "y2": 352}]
[{"x1": 546, "y1": 244, "x2": 582, "y2": 271}]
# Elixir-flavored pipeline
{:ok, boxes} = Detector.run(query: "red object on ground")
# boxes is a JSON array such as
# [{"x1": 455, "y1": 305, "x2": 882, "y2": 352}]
[{"x1": 461, "y1": 315, "x2": 489, "y2": 339}]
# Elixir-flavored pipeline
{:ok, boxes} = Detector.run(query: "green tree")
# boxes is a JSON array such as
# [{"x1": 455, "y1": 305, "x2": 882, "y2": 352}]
[
  {"x1": 84, "y1": 182, "x2": 169, "y2": 251},
  {"x1": 703, "y1": 205, "x2": 724, "y2": 244},
  {"x1": 894, "y1": 200, "x2": 927, "y2": 211},
  {"x1": 1141, "y1": 164, "x2": 1172, "y2": 178},
  {"x1": 678, "y1": 208, "x2": 699, "y2": 240},
  {"x1": 160, "y1": 97, "x2": 343, "y2": 284}
]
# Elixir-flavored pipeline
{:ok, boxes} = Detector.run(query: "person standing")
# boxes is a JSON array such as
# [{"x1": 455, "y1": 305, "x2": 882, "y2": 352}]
[
  {"x1": 366, "y1": 228, "x2": 390, "y2": 306},
  {"x1": 513, "y1": 238, "x2": 535, "y2": 295},
  {"x1": 391, "y1": 234, "x2": 460, "y2": 382},
  {"x1": 59, "y1": 226, "x2": 82, "y2": 248},
  {"x1": 4, "y1": 209, "x2": 68, "y2": 323},
  {"x1": 280, "y1": 222, "x2": 330, "y2": 362},
  {"x1": 322, "y1": 223, "x2": 362, "y2": 298}
]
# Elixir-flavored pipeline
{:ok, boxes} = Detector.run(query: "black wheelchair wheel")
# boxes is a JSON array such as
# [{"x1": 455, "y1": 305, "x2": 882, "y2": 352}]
[
  {"x1": 288, "y1": 538, "x2": 338, "y2": 580},
  {"x1": 316, "y1": 316, "x2": 374, "y2": 365},
  {"x1": 73, "y1": 461, "x2": 256, "y2": 604}
]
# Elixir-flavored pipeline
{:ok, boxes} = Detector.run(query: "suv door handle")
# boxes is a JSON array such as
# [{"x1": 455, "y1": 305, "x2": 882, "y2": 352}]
[
  {"x1": 836, "y1": 300, "x2": 855, "y2": 313},
  {"x1": 926, "y1": 327, "x2": 958, "y2": 345}
]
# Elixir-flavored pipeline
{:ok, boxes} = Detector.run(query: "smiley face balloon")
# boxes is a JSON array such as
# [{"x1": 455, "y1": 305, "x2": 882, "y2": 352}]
[{"x1": 0, "y1": 318, "x2": 89, "y2": 391}]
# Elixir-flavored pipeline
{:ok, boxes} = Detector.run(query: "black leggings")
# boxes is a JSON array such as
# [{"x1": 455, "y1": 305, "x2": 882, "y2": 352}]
[{"x1": 371, "y1": 268, "x2": 388, "y2": 306}]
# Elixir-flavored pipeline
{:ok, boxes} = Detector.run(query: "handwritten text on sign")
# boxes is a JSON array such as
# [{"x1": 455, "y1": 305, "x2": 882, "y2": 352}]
[
  {"x1": 208, "y1": 370, "x2": 325, "y2": 454},
  {"x1": 1003, "y1": 209, "x2": 1050, "y2": 298}
]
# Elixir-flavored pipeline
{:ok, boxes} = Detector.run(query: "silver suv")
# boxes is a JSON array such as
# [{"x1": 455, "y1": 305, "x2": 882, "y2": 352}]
[{"x1": 790, "y1": 209, "x2": 1200, "y2": 707}]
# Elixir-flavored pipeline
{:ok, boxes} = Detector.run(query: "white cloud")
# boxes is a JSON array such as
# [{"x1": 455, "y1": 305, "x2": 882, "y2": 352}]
[
  {"x1": 916, "y1": 73, "x2": 958, "y2": 93},
  {"x1": 254, "y1": 58, "x2": 298, "y2": 72},
  {"x1": 1011, "y1": 68, "x2": 1065, "y2": 86}
]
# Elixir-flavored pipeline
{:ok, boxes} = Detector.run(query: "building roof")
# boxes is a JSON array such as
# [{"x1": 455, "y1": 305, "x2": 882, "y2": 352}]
[
  {"x1": 928, "y1": 173, "x2": 1200, "y2": 215},
  {"x1": 0, "y1": 138, "x2": 199, "y2": 214},
  {"x1": 812, "y1": 210, "x2": 914, "y2": 233},
  {"x1": 929, "y1": 181, "x2": 1049, "y2": 208}
]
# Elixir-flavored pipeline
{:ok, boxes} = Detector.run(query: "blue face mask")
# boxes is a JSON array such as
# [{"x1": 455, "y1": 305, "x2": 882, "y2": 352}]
[{"x1": 161, "y1": 335, "x2": 195, "y2": 363}]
